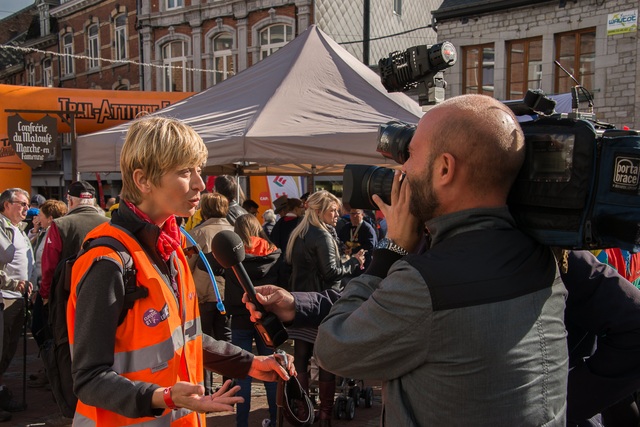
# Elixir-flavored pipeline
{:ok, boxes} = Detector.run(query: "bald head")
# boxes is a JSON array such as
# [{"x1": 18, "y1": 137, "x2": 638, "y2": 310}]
[{"x1": 426, "y1": 94, "x2": 525, "y2": 197}]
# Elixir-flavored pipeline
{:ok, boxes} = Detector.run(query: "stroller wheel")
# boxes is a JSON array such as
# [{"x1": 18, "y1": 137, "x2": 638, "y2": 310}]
[
  {"x1": 350, "y1": 386, "x2": 361, "y2": 407},
  {"x1": 346, "y1": 397, "x2": 356, "y2": 420},
  {"x1": 334, "y1": 396, "x2": 346, "y2": 419},
  {"x1": 364, "y1": 387, "x2": 374, "y2": 408}
]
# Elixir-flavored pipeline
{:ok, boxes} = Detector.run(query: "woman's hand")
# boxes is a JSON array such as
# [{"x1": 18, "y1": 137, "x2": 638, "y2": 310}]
[
  {"x1": 249, "y1": 353, "x2": 296, "y2": 382},
  {"x1": 160, "y1": 380, "x2": 243, "y2": 413}
]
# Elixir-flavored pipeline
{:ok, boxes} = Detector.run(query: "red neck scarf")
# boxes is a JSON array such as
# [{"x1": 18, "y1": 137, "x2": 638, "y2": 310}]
[{"x1": 124, "y1": 200, "x2": 182, "y2": 261}]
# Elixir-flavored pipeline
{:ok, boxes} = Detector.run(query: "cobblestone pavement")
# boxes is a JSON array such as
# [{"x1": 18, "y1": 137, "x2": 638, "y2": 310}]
[{"x1": 6, "y1": 335, "x2": 382, "y2": 427}]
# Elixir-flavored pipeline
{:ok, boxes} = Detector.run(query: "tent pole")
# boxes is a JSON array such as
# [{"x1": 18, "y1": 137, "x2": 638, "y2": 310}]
[
  {"x1": 308, "y1": 165, "x2": 316, "y2": 194},
  {"x1": 235, "y1": 164, "x2": 242, "y2": 202}
]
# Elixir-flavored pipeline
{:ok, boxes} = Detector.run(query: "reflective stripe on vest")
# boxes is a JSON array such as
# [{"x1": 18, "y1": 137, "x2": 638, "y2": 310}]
[
  {"x1": 68, "y1": 317, "x2": 202, "y2": 375},
  {"x1": 111, "y1": 319, "x2": 201, "y2": 374},
  {"x1": 73, "y1": 406, "x2": 197, "y2": 427}
]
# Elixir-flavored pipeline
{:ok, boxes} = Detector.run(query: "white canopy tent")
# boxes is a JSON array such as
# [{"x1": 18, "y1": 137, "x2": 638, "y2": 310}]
[{"x1": 77, "y1": 25, "x2": 424, "y2": 175}]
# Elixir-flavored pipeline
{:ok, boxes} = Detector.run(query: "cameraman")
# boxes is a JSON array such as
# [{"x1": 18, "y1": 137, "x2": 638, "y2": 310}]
[{"x1": 250, "y1": 94, "x2": 569, "y2": 426}]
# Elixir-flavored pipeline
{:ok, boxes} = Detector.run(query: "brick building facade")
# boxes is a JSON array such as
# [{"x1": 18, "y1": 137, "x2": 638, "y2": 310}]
[
  {"x1": 49, "y1": 0, "x2": 140, "y2": 90},
  {"x1": 433, "y1": 0, "x2": 639, "y2": 128}
]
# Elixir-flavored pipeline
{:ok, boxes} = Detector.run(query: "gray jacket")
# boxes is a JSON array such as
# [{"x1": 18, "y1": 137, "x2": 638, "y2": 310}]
[
  {"x1": 0, "y1": 215, "x2": 32, "y2": 292},
  {"x1": 316, "y1": 207, "x2": 568, "y2": 427},
  {"x1": 0, "y1": 220, "x2": 15, "y2": 266}
]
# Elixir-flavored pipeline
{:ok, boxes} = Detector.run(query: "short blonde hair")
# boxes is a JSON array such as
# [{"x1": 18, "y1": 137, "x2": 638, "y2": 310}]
[{"x1": 120, "y1": 116, "x2": 208, "y2": 204}]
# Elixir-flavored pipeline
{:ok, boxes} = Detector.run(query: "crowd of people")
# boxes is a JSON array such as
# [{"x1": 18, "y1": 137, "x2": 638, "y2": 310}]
[{"x1": 1, "y1": 94, "x2": 640, "y2": 427}]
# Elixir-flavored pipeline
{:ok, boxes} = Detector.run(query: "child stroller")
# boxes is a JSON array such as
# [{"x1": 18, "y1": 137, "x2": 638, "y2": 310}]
[{"x1": 308, "y1": 357, "x2": 375, "y2": 421}]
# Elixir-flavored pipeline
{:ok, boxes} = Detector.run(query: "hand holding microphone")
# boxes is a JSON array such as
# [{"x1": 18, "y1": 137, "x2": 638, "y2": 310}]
[{"x1": 211, "y1": 230, "x2": 289, "y2": 349}]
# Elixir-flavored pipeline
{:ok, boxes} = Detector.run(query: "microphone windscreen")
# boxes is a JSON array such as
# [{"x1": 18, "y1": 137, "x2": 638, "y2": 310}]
[{"x1": 211, "y1": 230, "x2": 245, "y2": 268}]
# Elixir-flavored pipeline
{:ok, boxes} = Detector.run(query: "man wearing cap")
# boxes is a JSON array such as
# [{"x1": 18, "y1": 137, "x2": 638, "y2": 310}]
[
  {"x1": 39, "y1": 181, "x2": 108, "y2": 424},
  {"x1": 40, "y1": 181, "x2": 108, "y2": 304},
  {"x1": 272, "y1": 195, "x2": 288, "y2": 217}
]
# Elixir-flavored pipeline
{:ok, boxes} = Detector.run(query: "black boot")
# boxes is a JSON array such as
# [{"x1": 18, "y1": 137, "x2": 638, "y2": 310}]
[{"x1": 318, "y1": 380, "x2": 335, "y2": 427}]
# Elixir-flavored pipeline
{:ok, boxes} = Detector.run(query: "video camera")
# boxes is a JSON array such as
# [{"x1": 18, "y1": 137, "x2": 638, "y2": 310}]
[
  {"x1": 344, "y1": 49, "x2": 640, "y2": 252},
  {"x1": 379, "y1": 41, "x2": 457, "y2": 106}
]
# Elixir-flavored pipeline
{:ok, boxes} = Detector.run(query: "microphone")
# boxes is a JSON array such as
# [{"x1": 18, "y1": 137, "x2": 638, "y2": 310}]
[{"x1": 211, "y1": 230, "x2": 288, "y2": 348}]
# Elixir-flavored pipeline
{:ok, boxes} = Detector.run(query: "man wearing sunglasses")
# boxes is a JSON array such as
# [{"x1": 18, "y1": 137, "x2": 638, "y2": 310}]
[{"x1": 0, "y1": 188, "x2": 35, "y2": 420}]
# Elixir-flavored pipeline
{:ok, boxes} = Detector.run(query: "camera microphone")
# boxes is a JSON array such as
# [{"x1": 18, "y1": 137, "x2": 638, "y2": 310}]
[{"x1": 211, "y1": 230, "x2": 288, "y2": 348}]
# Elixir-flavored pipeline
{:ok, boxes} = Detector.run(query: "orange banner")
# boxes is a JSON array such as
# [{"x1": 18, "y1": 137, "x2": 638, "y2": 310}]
[{"x1": 0, "y1": 84, "x2": 193, "y2": 189}]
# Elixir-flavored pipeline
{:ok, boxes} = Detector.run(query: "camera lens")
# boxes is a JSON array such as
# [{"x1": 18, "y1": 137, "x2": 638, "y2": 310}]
[
  {"x1": 376, "y1": 121, "x2": 416, "y2": 164},
  {"x1": 343, "y1": 164, "x2": 396, "y2": 210}
]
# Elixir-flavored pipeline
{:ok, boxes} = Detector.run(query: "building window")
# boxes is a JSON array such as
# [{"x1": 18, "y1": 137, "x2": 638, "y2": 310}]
[
  {"x1": 42, "y1": 59, "x2": 53, "y2": 87},
  {"x1": 27, "y1": 64, "x2": 35, "y2": 86},
  {"x1": 163, "y1": 41, "x2": 189, "y2": 92},
  {"x1": 260, "y1": 24, "x2": 293, "y2": 60},
  {"x1": 555, "y1": 28, "x2": 595, "y2": 93},
  {"x1": 394, "y1": 0, "x2": 402, "y2": 15},
  {"x1": 213, "y1": 33, "x2": 233, "y2": 85},
  {"x1": 462, "y1": 44, "x2": 494, "y2": 96},
  {"x1": 38, "y1": 3, "x2": 50, "y2": 37},
  {"x1": 166, "y1": 0, "x2": 183, "y2": 10},
  {"x1": 114, "y1": 15, "x2": 127, "y2": 62},
  {"x1": 507, "y1": 37, "x2": 542, "y2": 100},
  {"x1": 87, "y1": 24, "x2": 100, "y2": 69},
  {"x1": 62, "y1": 33, "x2": 74, "y2": 76}
]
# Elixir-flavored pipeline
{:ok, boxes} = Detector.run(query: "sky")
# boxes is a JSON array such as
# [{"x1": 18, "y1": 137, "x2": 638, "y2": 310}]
[{"x1": 0, "y1": 0, "x2": 36, "y2": 20}]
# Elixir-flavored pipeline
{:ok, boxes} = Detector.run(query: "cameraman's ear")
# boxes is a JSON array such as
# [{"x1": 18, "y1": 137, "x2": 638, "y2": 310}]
[{"x1": 436, "y1": 153, "x2": 456, "y2": 186}]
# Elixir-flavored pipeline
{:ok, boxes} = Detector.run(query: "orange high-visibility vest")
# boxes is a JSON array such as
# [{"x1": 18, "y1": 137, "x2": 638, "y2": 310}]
[{"x1": 67, "y1": 223, "x2": 204, "y2": 427}]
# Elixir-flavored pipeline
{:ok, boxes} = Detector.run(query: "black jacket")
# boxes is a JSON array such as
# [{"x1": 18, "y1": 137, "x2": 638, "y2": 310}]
[
  {"x1": 289, "y1": 225, "x2": 359, "y2": 292},
  {"x1": 226, "y1": 202, "x2": 248, "y2": 225},
  {"x1": 563, "y1": 250, "x2": 640, "y2": 425},
  {"x1": 270, "y1": 216, "x2": 300, "y2": 253},
  {"x1": 224, "y1": 249, "x2": 281, "y2": 329}
]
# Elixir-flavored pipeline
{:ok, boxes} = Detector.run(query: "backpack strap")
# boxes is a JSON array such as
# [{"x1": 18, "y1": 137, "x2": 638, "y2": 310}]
[{"x1": 81, "y1": 236, "x2": 149, "y2": 325}]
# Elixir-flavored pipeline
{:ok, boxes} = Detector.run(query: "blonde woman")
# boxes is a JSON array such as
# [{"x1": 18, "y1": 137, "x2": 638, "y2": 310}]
[
  {"x1": 66, "y1": 116, "x2": 293, "y2": 426},
  {"x1": 286, "y1": 190, "x2": 364, "y2": 427}
]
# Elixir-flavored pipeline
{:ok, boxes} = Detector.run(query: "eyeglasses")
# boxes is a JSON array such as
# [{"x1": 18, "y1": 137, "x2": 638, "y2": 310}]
[{"x1": 10, "y1": 201, "x2": 28, "y2": 208}]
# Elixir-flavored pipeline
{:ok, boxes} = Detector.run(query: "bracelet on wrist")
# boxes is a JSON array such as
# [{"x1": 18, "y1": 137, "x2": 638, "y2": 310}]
[
  {"x1": 376, "y1": 237, "x2": 409, "y2": 256},
  {"x1": 163, "y1": 386, "x2": 178, "y2": 410}
]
